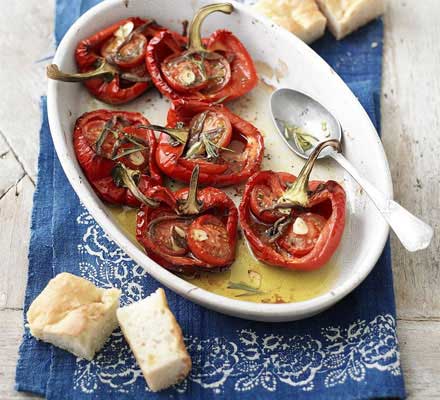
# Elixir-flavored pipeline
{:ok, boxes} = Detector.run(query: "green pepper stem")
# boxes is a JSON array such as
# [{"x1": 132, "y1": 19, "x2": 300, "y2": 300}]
[
  {"x1": 112, "y1": 163, "x2": 159, "y2": 207},
  {"x1": 143, "y1": 125, "x2": 189, "y2": 145},
  {"x1": 188, "y1": 3, "x2": 233, "y2": 52},
  {"x1": 178, "y1": 165, "x2": 203, "y2": 214},
  {"x1": 46, "y1": 60, "x2": 117, "y2": 82},
  {"x1": 278, "y1": 139, "x2": 342, "y2": 207}
]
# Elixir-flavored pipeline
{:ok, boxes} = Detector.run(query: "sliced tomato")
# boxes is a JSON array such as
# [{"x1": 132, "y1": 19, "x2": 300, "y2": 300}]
[
  {"x1": 200, "y1": 52, "x2": 231, "y2": 94},
  {"x1": 178, "y1": 157, "x2": 229, "y2": 175},
  {"x1": 187, "y1": 214, "x2": 233, "y2": 266},
  {"x1": 185, "y1": 110, "x2": 233, "y2": 158},
  {"x1": 250, "y1": 183, "x2": 284, "y2": 223},
  {"x1": 161, "y1": 51, "x2": 231, "y2": 93},
  {"x1": 82, "y1": 115, "x2": 127, "y2": 157},
  {"x1": 249, "y1": 172, "x2": 297, "y2": 223},
  {"x1": 147, "y1": 209, "x2": 192, "y2": 256},
  {"x1": 114, "y1": 33, "x2": 148, "y2": 68},
  {"x1": 113, "y1": 126, "x2": 150, "y2": 171},
  {"x1": 278, "y1": 213, "x2": 327, "y2": 256},
  {"x1": 101, "y1": 21, "x2": 148, "y2": 68},
  {"x1": 81, "y1": 117, "x2": 149, "y2": 171}
]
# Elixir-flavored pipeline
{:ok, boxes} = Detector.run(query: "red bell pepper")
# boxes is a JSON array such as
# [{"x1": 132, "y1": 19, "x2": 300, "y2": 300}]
[
  {"x1": 240, "y1": 140, "x2": 346, "y2": 271},
  {"x1": 148, "y1": 99, "x2": 264, "y2": 187},
  {"x1": 146, "y1": 3, "x2": 258, "y2": 103},
  {"x1": 47, "y1": 18, "x2": 165, "y2": 104},
  {"x1": 136, "y1": 166, "x2": 238, "y2": 273},
  {"x1": 73, "y1": 109, "x2": 162, "y2": 207}
]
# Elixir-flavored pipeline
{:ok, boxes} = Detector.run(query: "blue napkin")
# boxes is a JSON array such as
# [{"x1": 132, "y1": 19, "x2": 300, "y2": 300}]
[{"x1": 16, "y1": 1, "x2": 405, "y2": 399}]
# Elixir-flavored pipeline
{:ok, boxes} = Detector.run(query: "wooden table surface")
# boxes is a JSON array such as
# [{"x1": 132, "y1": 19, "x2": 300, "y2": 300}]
[{"x1": 1, "y1": 1, "x2": 439, "y2": 398}]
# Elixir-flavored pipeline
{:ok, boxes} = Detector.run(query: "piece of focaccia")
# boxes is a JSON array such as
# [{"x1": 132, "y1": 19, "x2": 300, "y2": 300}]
[
  {"x1": 117, "y1": 288, "x2": 191, "y2": 392},
  {"x1": 253, "y1": 0, "x2": 327, "y2": 44},
  {"x1": 27, "y1": 272, "x2": 120, "y2": 360},
  {"x1": 316, "y1": 0, "x2": 385, "y2": 39}
]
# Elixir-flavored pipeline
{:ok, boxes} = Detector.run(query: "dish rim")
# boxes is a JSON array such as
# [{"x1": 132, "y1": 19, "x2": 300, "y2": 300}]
[{"x1": 47, "y1": 0, "x2": 392, "y2": 321}]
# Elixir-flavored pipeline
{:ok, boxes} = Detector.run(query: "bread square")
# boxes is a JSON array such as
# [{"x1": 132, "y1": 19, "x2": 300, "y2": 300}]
[
  {"x1": 27, "y1": 272, "x2": 120, "y2": 360},
  {"x1": 253, "y1": 0, "x2": 327, "y2": 44},
  {"x1": 316, "y1": 0, "x2": 385, "y2": 39},
  {"x1": 117, "y1": 288, "x2": 191, "y2": 392}
]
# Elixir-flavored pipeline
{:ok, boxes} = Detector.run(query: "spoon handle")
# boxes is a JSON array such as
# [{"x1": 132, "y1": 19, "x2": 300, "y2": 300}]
[{"x1": 331, "y1": 152, "x2": 433, "y2": 252}]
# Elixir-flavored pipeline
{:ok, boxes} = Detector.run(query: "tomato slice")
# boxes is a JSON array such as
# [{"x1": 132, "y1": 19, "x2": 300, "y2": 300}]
[
  {"x1": 187, "y1": 215, "x2": 233, "y2": 266},
  {"x1": 178, "y1": 158, "x2": 229, "y2": 175},
  {"x1": 185, "y1": 110, "x2": 233, "y2": 158},
  {"x1": 101, "y1": 21, "x2": 147, "y2": 68},
  {"x1": 147, "y1": 209, "x2": 193, "y2": 256},
  {"x1": 278, "y1": 213, "x2": 327, "y2": 256},
  {"x1": 82, "y1": 117, "x2": 149, "y2": 171},
  {"x1": 160, "y1": 51, "x2": 231, "y2": 93},
  {"x1": 200, "y1": 52, "x2": 232, "y2": 94},
  {"x1": 250, "y1": 184, "x2": 292, "y2": 224},
  {"x1": 114, "y1": 33, "x2": 148, "y2": 68},
  {"x1": 113, "y1": 126, "x2": 150, "y2": 171},
  {"x1": 249, "y1": 173, "x2": 296, "y2": 223}
]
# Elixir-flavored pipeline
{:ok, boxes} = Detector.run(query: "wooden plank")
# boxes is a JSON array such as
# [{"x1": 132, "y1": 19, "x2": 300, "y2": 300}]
[
  {"x1": 382, "y1": 0, "x2": 440, "y2": 319},
  {"x1": 0, "y1": 310, "x2": 41, "y2": 399},
  {"x1": 0, "y1": 0, "x2": 54, "y2": 181},
  {"x1": 0, "y1": 133, "x2": 24, "y2": 198},
  {"x1": 397, "y1": 320, "x2": 440, "y2": 399},
  {"x1": 0, "y1": 176, "x2": 34, "y2": 309}
]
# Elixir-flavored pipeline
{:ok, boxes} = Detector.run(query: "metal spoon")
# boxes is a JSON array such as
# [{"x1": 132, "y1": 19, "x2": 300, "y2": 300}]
[{"x1": 270, "y1": 87, "x2": 433, "y2": 252}]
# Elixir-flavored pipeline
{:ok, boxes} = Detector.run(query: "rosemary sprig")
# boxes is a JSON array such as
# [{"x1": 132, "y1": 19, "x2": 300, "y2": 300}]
[
  {"x1": 95, "y1": 118, "x2": 116, "y2": 155},
  {"x1": 111, "y1": 146, "x2": 146, "y2": 160},
  {"x1": 111, "y1": 163, "x2": 158, "y2": 207},
  {"x1": 212, "y1": 95, "x2": 229, "y2": 105},
  {"x1": 186, "y1": 129, "x2": 234, "y2": 159},
  {"x1": 191, "y1": 52, "x2": 208, "y2": 82},
  {"x1": 185, "y1": 140, "x2": 205, "y2": 159},
  {"x1": 265, "y1": 215, "x2": 292, "y2": 243},
  {"x1": 227, "y1": 281, "x2": 264, "y2": 296},
  {"x1": 292, "y1": 129, "x2": 315, "y2": 152},
  {"x1": 278, "y1": 119, "x2": 319, "y2": 153}
]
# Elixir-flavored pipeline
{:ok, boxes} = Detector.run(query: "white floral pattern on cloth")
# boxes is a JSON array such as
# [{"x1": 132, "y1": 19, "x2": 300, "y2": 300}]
[{"x1": 73, "y1": 206, "x2": 401, "y2": 395}]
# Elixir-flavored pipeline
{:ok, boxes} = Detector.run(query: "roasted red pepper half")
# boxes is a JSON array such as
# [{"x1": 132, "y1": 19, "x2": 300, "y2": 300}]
[
  {"x1": 148, "y1": 99, "x2": 264, "y2": 187},
  {"x1": 136, "y1": 165, "x2": 238, "y2": 273},
  {"x1": 47, "y1": 18, "x2": 165, "y2": 104},
  {"x1": 146, "y1": 3, "x2": 258, "y2": 103},
  {"x1": 240, "y1": 140, "x2": 346, "y2": 271},
  {"x1": 74, "y1": 109, "x2": 162, "y2": 207}
]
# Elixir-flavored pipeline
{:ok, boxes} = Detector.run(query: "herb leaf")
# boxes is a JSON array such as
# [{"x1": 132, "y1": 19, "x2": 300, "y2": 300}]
[
  {"x1": 111, "y1": 146, "x2": 146, "y2": 160},
  {"x1": 227, "y1": 281, "x2": 264, "y2": 296},
  {"x1": 277, "y1": 119, "x2": 319, "y2": 153}
]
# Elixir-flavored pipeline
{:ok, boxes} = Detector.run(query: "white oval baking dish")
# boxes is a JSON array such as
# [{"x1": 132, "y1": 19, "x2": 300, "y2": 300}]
[{"x1": 47, "y1": 0, "x2": 392, "y2": 321}]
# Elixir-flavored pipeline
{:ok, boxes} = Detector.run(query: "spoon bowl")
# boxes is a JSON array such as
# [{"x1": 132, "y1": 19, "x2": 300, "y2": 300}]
[
  {"x1": 270, "y1": 87, "x2": 433, "y2": 252},
  {"x1": 271, "y1": 88, "x2": 342, "y2": 159}
]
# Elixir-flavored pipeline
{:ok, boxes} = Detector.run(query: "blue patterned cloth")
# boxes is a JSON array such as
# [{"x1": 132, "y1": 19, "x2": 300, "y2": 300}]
[{"x1": 16, "y1": 1, "x2": 405, "y2": 399}]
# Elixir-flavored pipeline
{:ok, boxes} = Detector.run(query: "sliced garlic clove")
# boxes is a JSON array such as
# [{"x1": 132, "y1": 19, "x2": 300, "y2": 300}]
[
  {"x1": 192, "y1": 229, "x2": 208, "y2": 241},
  {"x1": 115, "y1": 21, "x2": 134, "y2": 40},
  {"x1": 248, "y1": 270, "x2": 262, "y2": 289},
  {"x1": 292, "y1": 217, "x2": 308, "y2": 235},
  {"x1": 129, "y1": 151, "x2": 145, "y2": 166}
]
